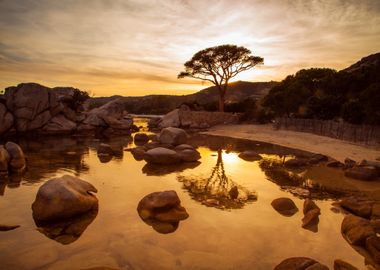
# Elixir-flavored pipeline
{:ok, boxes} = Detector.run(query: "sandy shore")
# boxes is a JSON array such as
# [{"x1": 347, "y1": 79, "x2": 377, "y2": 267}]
[{"x1": 202, "y1": 124, "x2": 380, "y2": 162}]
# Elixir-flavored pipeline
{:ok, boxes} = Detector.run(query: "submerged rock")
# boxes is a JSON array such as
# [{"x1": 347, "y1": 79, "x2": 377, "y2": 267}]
[
  {"x1": 339, "y1": 197, "x2": 373, "y2": 218},
  {"x1": 238, "y1": 151, "x2": 262, "y2": 161},
  {"x1": 134, "y1": 133, "x2": 149, "y2": 144},
  {"x1": 159, "y1": 127, "x2": 187, "y2": 146},
  {"x1": 130, "y1": 147, "x2": 146, "y2": 161},
  {"x1": 177, "y1": 149, "x2": 201, "y2": 162},
  {"x1": 5, "y1": 142, "x2": 26, "y2": 173},
  {"x1": 32, "y1": 175, "x2": 98, "y2": 222},
  {"x1": 137, "y1": 190, "x2": 189, "y2": 234},
  {"x1": 333, "y1": 259, "x2": 359, "y2": 270},
  {"x1": 271, "y1": 197, "x2": 299, "y2": 216},
  {"x1": 274, "y1": 257, "x2": 329, "y2": 270},
  {"x1": 302, "y1": 199, "x2": 321, "y2": 231},
  {"x1": 345, "y1": 166, "x2": 378, "y2": 181},
  {"x1": 284, "y1": 158, "x2": 309, "y2": 168}
]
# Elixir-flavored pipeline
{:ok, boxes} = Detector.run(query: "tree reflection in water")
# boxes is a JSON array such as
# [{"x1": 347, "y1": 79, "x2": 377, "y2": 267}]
[{"x1": 178, "y1": 149, "x2": 257, "y2": 210}]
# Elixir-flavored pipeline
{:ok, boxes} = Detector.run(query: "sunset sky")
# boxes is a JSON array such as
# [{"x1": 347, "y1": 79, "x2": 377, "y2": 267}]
[{"x1": 1, "y1": 0, "x2": 379, "y2": 96}]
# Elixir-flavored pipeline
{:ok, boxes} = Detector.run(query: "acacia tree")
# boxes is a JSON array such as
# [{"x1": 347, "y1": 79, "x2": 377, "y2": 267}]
[{"x1": 178, "y1": 44, "x2": 263, "y2": 112}]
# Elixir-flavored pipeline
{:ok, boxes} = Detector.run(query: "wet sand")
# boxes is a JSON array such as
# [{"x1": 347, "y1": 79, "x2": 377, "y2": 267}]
[{"x1": 202, "y1": 124, "x2": 380, "y2": 162}]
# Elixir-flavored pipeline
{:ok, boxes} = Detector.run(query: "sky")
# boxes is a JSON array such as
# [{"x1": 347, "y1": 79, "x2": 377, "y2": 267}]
[{"x1": 0, "y1": 0, "x2": 379, "y2": 96}]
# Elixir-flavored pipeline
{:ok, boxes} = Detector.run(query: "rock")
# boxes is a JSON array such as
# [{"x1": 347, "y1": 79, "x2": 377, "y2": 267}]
[
  {"x1": 345, "y1": 166, "x2": 378, "y2": 181},
  {"x1": 83, "y1": 98, "x2": 126, "y2": 127},
  {"x1": 32, "y1": 175, "x2": 98, "y2": 221},
  {"x1": 0, "y1": 146, "x2": 10, "y2": 172},
  {"x1": 42, "y1": 114, "x2": 76, "y2": 133},
  {"x1": 131, "y1": 147, "x2": 146, "y2": 161},
  {"x1": 327, "y1": 160, "x2": 344, "y2": 167},
  {"x1": 134, "y1": 133, "x2": 150, "y2": 143},
  {"x1": 371, "y1": 219, "x2": 380, "y2": 233},
  {"x1": 366, "y1": 236, "x2": 380, "y2": 264},
  {"x1": 302, "y1": 208, "x2": 321, "y2": 229},
  {"x1": 284, "y1": 158, "x2": 309, "y2": 168},
  {"x1": 105, "y1": 117, "x2": 133, "y2": 130},
  {"x1": 177, "y1": 149, "x2": 201, "y2": 162},
  {"x1": 360, "y1": 160, "x2": 380, "y2": 175},
  {"x1": 5, "y1": 142, "x2": 26, "y2": 173},
  {"x1": 0, "y1": 103, "x2": 14, "y2": 135},
  {"x1": 309, "y1": 154, "x2": 328, "y2": 164},
  {"x1": 303, "y1": 199, "x2": 320, "y2": 215},
  {"x1": 148, "y1": 117, "x2": 162, "y2": 129},
  {"x1": 174, "y1": 144, "x2": 194, "y2": 151},
  {"x1": 143, "y1": 147, "x2": 181, "y2": 165},
  {"x1": 159, "y1": 127, "x2": 187, "y2": 145},
  {"x1": 271, "y1": 198, "x2": 299, "y2": 216},
  {"x1": 341, "y1": 214, "x2": 375, "y2": 245},
  {"x1": 273, "y1": 257, "x2": 328, "y2": 270},
  {"x1": 158, "y1": 109, "x2": 180, "y2": 128},
  {"x1": 0, "y1": 224, "x2": 20, "y2": 231},
  {"x1": 97, "y1": 143, "x2": 113, "y2": 156},
  {"x1": 339, "y1": 197, "x2": 373, "y2": 218},
  {"x1": 333, "y1": 259, "x2": 359, "y2": 270},
  {"x1": 238, "y1": 151, "x2": 262, "y2": 161},
  {"x1": 344, "y1": 158, "x2": 356, "y2": 169},
  {"x1": 229, "y1": 186, "x2": 239, "y2": 199},
  {"x1": 137, "y1": 190, "x2": 189, "y2": 234}
]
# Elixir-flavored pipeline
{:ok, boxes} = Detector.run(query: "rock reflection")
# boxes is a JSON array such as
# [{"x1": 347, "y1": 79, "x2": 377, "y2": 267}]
[
  {"x1": 142, "y1": 162, "x2": 200, "y2": 176},
  {"x1": 178, "y1": 149, "x2": 257, "y2": 210},
  {"x1": 34, "y1": 207, "x2": 98, "y2": 245}
]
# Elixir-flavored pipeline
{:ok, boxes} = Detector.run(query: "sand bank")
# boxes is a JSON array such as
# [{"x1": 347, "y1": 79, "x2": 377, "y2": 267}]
[{"x1": 202, "y1": 124, "x2": 380, "y2": 162}]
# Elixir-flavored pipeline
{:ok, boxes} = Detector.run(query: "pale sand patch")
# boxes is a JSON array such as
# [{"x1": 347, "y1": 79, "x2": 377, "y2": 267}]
[{"x1": 202, "y1": 124, "x2": 380, "y2": 162}]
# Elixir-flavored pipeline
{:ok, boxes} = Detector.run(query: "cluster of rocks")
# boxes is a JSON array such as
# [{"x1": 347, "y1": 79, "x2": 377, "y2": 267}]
[
  {"x1": 337, "y1": 197, "x2": 380, "y2": 267},
  {"x1": 273, "y1": 257, "x2": 359, "y2": 270},
  {"x1": 137, "y1": 190, "x2": 189, "y2": 234},
  {"x1": 0, "y1": 142, "x2": 26, "y2": 174},
  {"x1": 0, "y1": 83, "x2": 136, "y2": 137},
  {"x1": 148, "y1": 105, "x2": 239, "y2": 130},
  {"x1": 271, "y1": 197, "x2": 321, "y2": 232},
  {"x1": 129, "y1": 127, "x2": 201, "y2": 165}
]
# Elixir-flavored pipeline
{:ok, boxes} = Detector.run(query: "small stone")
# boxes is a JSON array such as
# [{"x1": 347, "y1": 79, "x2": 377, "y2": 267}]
[
  {"x1": 344, "y1": 158, "x2": 356, "y2": 169},
  {"x1": 340, "y1": 197, "x2": 372, "y2": 218},
  {"x1": 303, "y1": 199, "x2": 320, "y2": 215},
  {"x1": 134, "y1": 133, "x2": 149, "y2": 143},
  {"x1": 271, "y1": 198, "x2": 299, "y2": 216},
  {"x1": 284, "y1": 158, "x2": 309, "y2": 168},
  {"x1": 238, "y1": 151, "x2": 262, "y2": 161},
  {"x1": 97, "y1": 143, "x2": 113, "y2": 156},
  {"x1": 229, "y1": 186, "x2": 239, "y2": 199},
  {"x1": 327, "y1": 161, "x2": 344, "y2": 167},
  {"x1": 333, "y1": 259, "x2": 359, "y2": 270},
  {"x1": 341, "y1": 214, "x2": 375, "y2": 245},
  {"x1": 345, "y1": 166, "x2": 378, "y2": 181}
]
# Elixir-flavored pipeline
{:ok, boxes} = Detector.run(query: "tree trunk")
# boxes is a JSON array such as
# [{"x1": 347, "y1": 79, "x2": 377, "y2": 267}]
[{"x1": 218, "y1": 94, "x2": 225, "y2": 112}]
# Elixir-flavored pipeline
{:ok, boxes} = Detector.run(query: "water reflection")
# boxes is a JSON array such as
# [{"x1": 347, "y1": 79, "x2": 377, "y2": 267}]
[
  {"x1": 142, "y1": 162, "x2": 201, "y2": 176},
  {"x1": 34, "y1": 207, "x2": 98, "y2": 245},
  {"x1": 178, "y1": 149, "x2": 257, "y2": 210}
]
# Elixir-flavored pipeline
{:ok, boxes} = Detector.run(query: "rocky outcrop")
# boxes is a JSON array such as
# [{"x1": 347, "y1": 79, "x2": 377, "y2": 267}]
[
  {"x1": 0, "y1": 83, "x2": 135, "y2": 137},
  {"x1": 271, "y1": 197, "x2": 299, "y2": 216},
  {"x1": 137, "y1": 190, "x2": 189, "y2": 234},
  {"x1": 274, "y1": 257, "x2": 329, "y2": 270},
  {"x1": 156, "y1": 107, "x2": 239, "y2": 129},
  {"x1": 32, "y1": 175, "x2": 98, "y2": 222}
]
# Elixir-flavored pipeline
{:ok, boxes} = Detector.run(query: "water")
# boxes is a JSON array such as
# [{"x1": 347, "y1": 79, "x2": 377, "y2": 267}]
[{"x1": 0, "y1": 128, "x2": 371, "y2": 269}]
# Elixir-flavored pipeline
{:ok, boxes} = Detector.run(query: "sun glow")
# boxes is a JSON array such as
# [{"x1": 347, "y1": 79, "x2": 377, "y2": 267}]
[{"x1": 221, "y1": 151, "x2": 240, "y2": 165}]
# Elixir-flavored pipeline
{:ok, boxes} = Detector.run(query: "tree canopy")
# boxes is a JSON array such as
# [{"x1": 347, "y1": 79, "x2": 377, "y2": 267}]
[{"x1": 178, "y1": 44, "x2": 263, "y2": 111}]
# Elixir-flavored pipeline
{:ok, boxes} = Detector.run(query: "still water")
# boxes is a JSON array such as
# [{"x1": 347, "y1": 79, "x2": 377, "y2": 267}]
[{"x1": 0, "y1": 125, "x2": 369, "y2": 269}]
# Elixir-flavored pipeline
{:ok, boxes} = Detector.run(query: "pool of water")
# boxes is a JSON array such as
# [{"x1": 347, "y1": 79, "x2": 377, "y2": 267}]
[{"x1": 0, "y1": 132, "x2": 370, "y2": 270}]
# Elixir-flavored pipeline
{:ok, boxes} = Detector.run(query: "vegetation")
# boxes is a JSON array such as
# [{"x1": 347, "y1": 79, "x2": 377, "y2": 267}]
[
  {"x1": 262, "y1": 53, "x2": 380, "y2": 125},
  {"x1": 178, "y1": 44, "x2": 263, "y2": 112}
]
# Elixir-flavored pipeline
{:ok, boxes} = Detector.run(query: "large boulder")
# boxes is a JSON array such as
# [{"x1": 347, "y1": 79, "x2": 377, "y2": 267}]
[
  {"x1": 345, "y1": 166, "x2": 378, "y2": 181},
  {"x1": 0, "y1": 146, "x2": 10, "y2": 172},
  {"x1": 271, "y1": 198, "x2": 299, "y2": 216},
  {"x1": 143, "y1": 147, "x2": 181, "y2": 165},
  {"x1": 83, "y1": 98, "x2": 127, "y2": 128},
  {"x1": 137, "y1": 190, "x2": 189, "y2": 234},
  {"x1": 42, "y1": 114, "x2": 76, "y2": 133},
  {"x1": 0, "y1": 103, "x2": 14, "y2": 135},
  {"x1": 5, "y1": 141, "x2": 26, "y2": 173},
  {"x1": 32, "y1": 175, "x2": 98, "y2": 222},
  {"x1": 366, "y1": 236, "x2": 380, "y2": 264},
  {"x1": 274, "y1": 257, "x2": 329, "y2": 270},
  {"x1": 159, "y1": 127, "x2": 187, "y2": 146},
  {"x1": 341, "y1": 214, "x2": 376, "y2": 245},
  {"x1": 158, "y1": 109, "x2": 180, "y2": 128},
  {"x1": 4, "y1": 83, "x2": 59, "y2": 132}
]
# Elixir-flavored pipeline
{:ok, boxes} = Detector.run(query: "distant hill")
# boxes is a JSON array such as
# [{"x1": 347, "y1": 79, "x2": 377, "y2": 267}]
[
  {"x1": 343, "y1": 52, "x2": 380, "y2": 73},
  {"x1": 87, "y1": 81, "x2": 277, "y2": 114}
]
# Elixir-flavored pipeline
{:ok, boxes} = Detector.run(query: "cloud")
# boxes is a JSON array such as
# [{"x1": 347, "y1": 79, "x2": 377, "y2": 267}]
[{"x1": 0, "y1": 0, "x2": 379, "y2": 95}]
